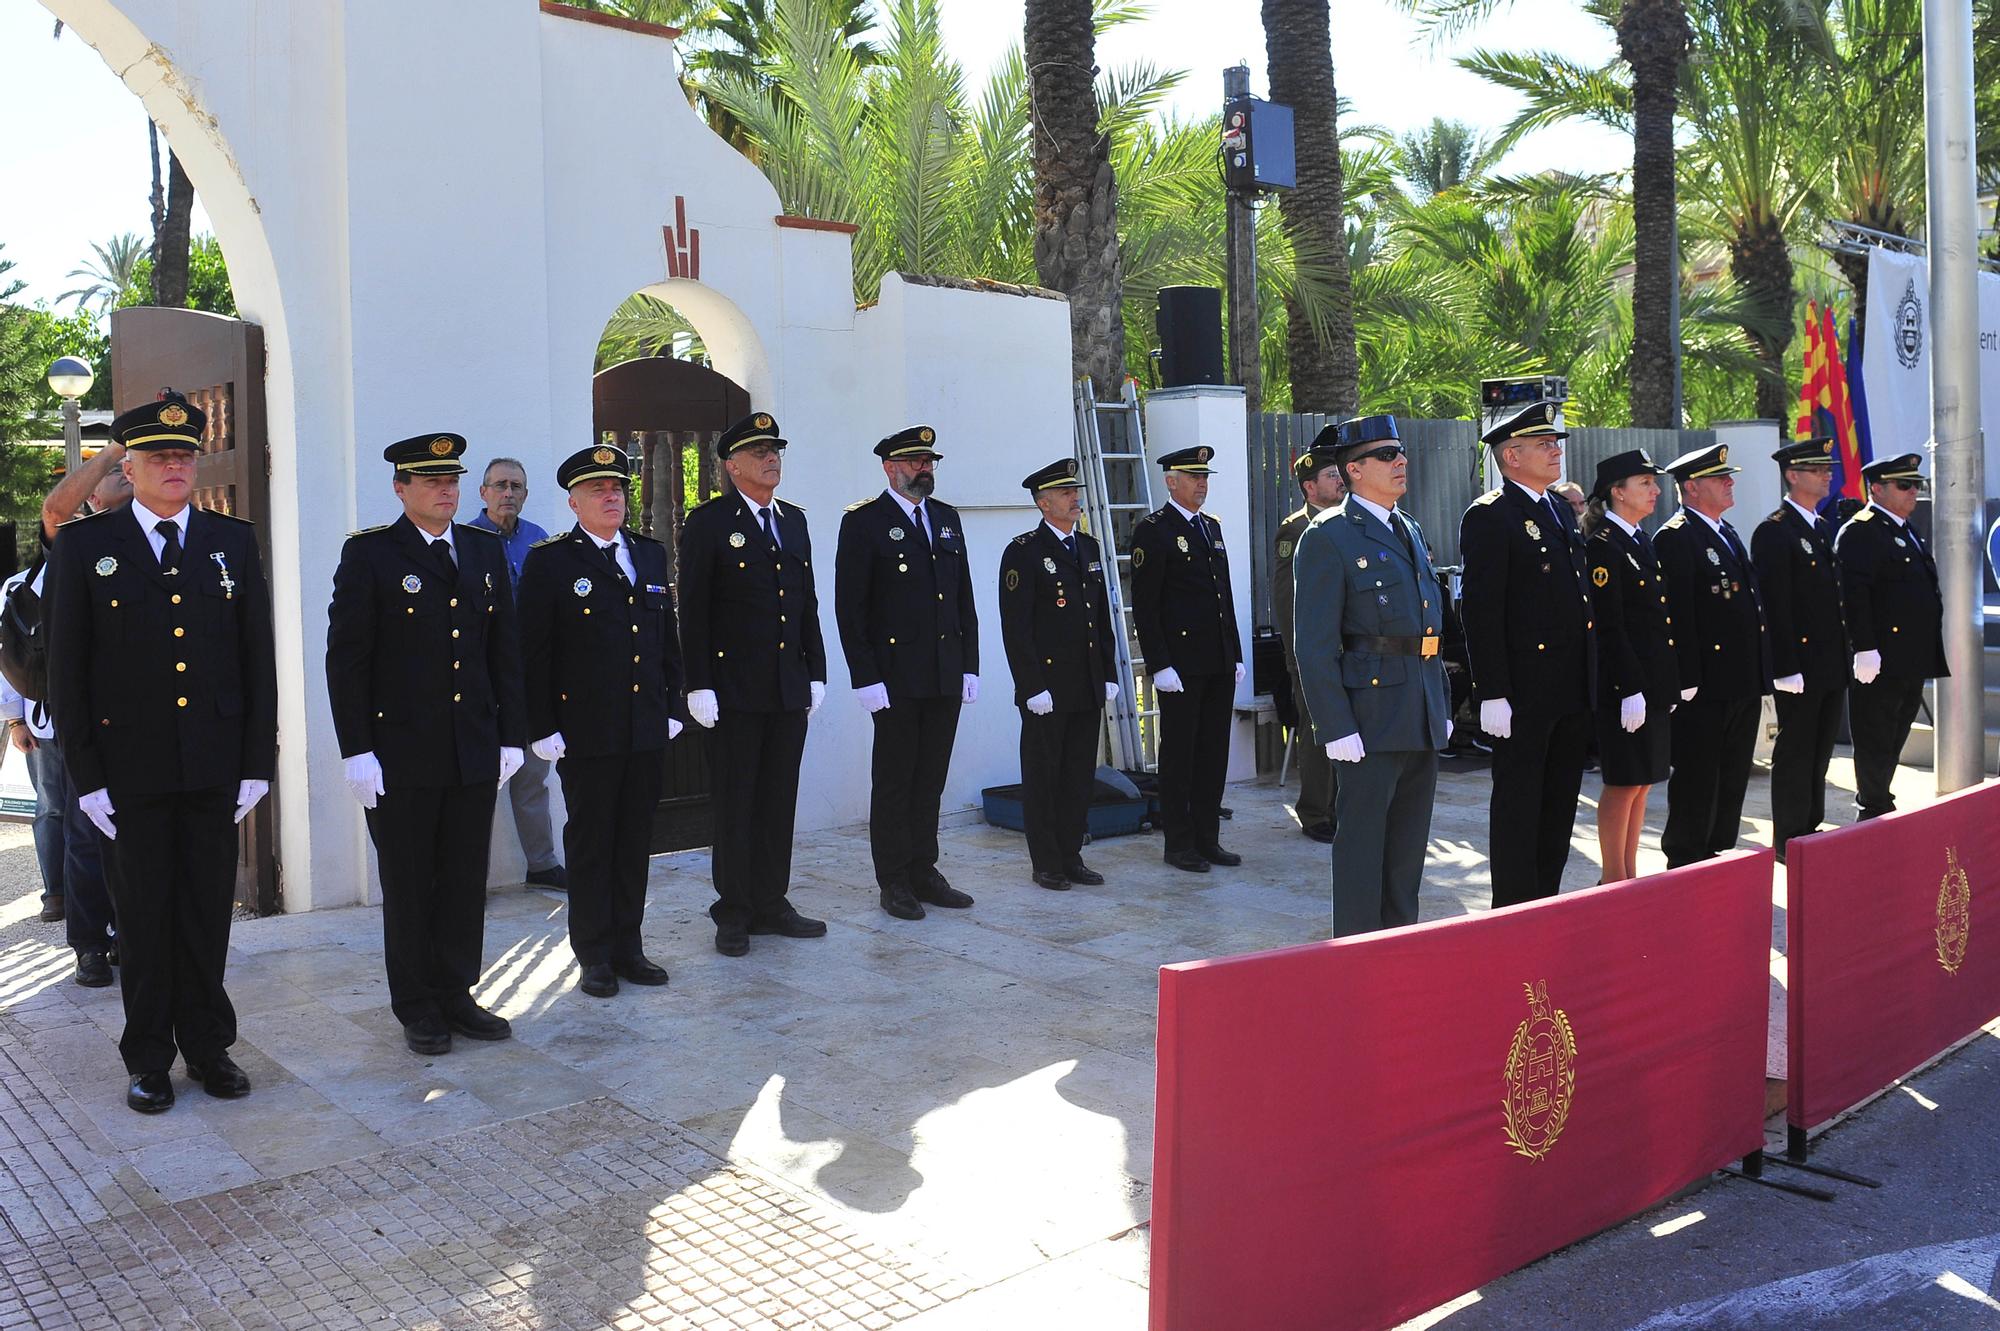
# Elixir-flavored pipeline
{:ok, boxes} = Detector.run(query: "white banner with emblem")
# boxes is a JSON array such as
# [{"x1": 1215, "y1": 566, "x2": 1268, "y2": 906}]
[{"x1": 1860, "y1": 247, "x2": 2000, "y2": 484}]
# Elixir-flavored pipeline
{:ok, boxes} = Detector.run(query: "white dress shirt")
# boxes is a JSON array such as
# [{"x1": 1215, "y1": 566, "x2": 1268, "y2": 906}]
[
  {"x1": 129, "y1": 497, "x2": 190, "y2": 565},
  {"x1": 586, "y1": 527, "x2": 636, "y2": 583}
]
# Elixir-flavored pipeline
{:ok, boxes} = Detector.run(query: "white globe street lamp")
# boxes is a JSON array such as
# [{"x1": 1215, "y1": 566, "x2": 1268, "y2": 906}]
[{"x1": 46, "y1": 356, "x2": 96, "y2": 474}]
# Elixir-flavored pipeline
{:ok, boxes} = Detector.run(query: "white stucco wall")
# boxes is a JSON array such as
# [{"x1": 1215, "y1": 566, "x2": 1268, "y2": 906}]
[{"x1": 38, "y1": 0, "x2": 1078, "y2": 907}]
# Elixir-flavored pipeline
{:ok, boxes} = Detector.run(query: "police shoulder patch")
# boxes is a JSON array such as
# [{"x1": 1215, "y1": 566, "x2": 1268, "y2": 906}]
[{"x1": 1591, "y1": 565, "x2": 1610, "y2": 587}]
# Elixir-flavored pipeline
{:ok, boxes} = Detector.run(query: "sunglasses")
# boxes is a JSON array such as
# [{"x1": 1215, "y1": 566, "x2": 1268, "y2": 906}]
[
  {"x1": 1355, "y1": 445, "x2": 1406, "y2": 465},
  {"x1": 1887, "y1": 478, "x2": 1922, "y2": 491}
]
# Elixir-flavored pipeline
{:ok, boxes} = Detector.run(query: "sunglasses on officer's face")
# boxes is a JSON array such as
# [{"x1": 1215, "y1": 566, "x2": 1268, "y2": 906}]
[
  {"x1": 1356, "y1": 445, "x2": 1405, "y2": 465},
  {"x1": 1888, "y1": 478, "x2": 1922, "y2": 491}
]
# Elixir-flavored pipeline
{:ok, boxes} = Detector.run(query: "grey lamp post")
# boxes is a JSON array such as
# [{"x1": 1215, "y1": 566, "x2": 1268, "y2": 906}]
[{"x1": 45, "y1": 356, "x2": 95, "y2": 475}]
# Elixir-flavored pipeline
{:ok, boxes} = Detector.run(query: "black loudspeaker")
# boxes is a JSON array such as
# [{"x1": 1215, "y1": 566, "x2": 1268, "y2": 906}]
[{"x1": 1155, "y1": 286, "x2": 1224, "y2": 388}]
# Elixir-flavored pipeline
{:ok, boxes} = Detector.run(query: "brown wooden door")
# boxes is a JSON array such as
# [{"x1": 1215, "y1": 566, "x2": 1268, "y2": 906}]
[
  {"x1": 109, "y1": 307, "x2": 278, "y2": 914},
  {"x1": 592, "y1": 356, "x2": 749, "y2": 853}
]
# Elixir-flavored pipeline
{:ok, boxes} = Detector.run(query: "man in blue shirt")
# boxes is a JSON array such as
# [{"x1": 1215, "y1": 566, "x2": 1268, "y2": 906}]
[{"x1": 468, "y1": 457, "x2": 563, "y2": 889}]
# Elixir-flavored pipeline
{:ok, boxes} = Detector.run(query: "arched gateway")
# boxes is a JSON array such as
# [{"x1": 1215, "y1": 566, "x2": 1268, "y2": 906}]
[{"x1": 41, "y1": 0, "x2": 1072, "y2": 909}]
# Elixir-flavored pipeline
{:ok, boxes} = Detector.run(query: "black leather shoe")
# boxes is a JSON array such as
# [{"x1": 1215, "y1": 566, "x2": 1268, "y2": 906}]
[
  {"x1": 1302, "y1": 822, "x2": 1335, "y2": 844},
  {"x1": 526, "y1": 865, "x2": 568, "y2": 890},
  {"x1": 879, "y1": 884, "x2": 926, "y2": 921},
  {"x1": 443, "y1": 1002, "x2": 512, "y2": 1041},
  {"x1": 39, "y1": 897, "x2": 65, "y2": 922},
  {"x1": 1061, "y1": 861, "x2": 1105, "y2": 886},
  {"x1": 127, "y1": 1071, "x2": 174, "y2": 1114},
  {"x1": 1198, "y1": 844, "x2": 1242, "y2": 867},
  {"x1": 612, "y1": 955, "x2": 670, "y2": 986},
  {"x1": 913, "y1": 870, "x2": 974, "y2": 909},
  {"x1": 404, "y1": 1015, "x2": 451, "y2": 1056},
  {"x1": 715, "y1": 922, "x2": 750, "y2": 956},
  {"x1": 750, "y1": 907, "x2": 827, "y2": 938},
  {"x1": 73, "y1": 950, "x2": 114, "y2": 988},
  {"x1": 578, "y1": 962, "x2": 619, "y2": 998},
  {"x1": 183, "y1": 1053, "x2": 251, "y2": 1099},
  {"x1": 1165, "y1": 849, "x2": 1210, "y2": 873},
  {"x1": 1032, "y1": 870, "x2": 1071, "y2": 891}
]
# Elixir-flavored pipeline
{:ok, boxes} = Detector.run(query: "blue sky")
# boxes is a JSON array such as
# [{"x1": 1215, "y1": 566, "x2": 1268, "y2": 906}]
[{"x1": 0, "y1": 0, "x2": 1626, "y2": 309}]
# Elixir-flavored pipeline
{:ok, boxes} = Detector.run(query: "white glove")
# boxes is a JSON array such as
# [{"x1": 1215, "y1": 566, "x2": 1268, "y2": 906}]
[
  {"x1": 1105, "y1": 681, "x2": 1120, "y2": 704},
  {"x1": 1326, "y1": 733, "x2": 1366, "y2": 762},
  {"x1": 1853, "y1": 650, "x2": 1882, "y2": 685},
  {"x1": 1619, "y1": 693, "x2": 1646, "y2": 734},
  {"x1": 531, "y1": 732, "x2": 566, "y2": 762},
  {"x1": 497, "y1": 746, "x2": 524, "y2": 787},
  {"x1": 1479, "y1": 698, "x2": 1513, "y2": 740},
  {"x1": 855, "y1": 682, "x2": 891, "y2": 713},
  {"x1": 668, "y1": 718, "x2": 684, "y2": 739},
  {"x1": 233, "y1": 779, "x2": 269, "y2": 825},
  {"x1": 688, "y1": 689, "x2": 719, "y2": 728},
  {"x1": 1680, "y1": 685, "x2": 1699, "y2": 702},
  {"x1": 344, "y1": 752, "x2": 385, "y2": 809},
  {"x1": 1026, "y1": 690, "x2": 1055, "y2": 716},
  {"x1": 78, "y1": 787, "x2": 117, "y2": 840},
  {"x1": 1154, "y1": 667, "x2": 1185, "y2": 694},
  {"x1": 1445, "y1": 719, "x2": 1454, "y2": 743},
  {"x1": 962, "y1": 674, "x2": 979, "y2": 704},
  {"x1": 809, "y1": 681, "x2": 826, "y2": 716},
  {"x1": 1773, "y1": 673, "x2": 1806, "y2": 695},
  {"x1": 1234, "y1": 661, "x2": 1246, "y2": 685}
]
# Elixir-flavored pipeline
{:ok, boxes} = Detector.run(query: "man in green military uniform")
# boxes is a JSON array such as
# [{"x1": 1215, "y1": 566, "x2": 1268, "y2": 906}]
[{"x1": 1272, "y1": 434, "x2": 1346, "y2": 843}]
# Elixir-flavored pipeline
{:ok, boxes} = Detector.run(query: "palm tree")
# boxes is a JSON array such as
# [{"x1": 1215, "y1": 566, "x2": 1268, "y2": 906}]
[
  {"x1": 58, "y1": 233, "x2": 148, "y2": 315},
  {"x1": 1395, "y1": 117, "x2": 1492, "y2": 199},
  {"x1": 1262, "y1": 0, "x2": 1359, "y2": 414},
  {"x1": 1025, "y1": 0, "x2": 1126, "y2": 395},
  {"x1": 1616, "y1": 0, "x2": 1690, "y2": 427}
]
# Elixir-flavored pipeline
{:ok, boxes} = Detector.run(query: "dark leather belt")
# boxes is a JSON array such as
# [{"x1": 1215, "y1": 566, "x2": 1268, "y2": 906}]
[{"x1": 1344, "y1": 633, "x2": 1441, "y2": 658}]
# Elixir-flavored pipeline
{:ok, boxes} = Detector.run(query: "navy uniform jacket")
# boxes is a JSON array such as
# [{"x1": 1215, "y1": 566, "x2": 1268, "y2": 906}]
[
  {"x1": 1458, "y1": 482, "x2": 1595, "y2": 715},
  {"x1": 679, "y1": 493, "x2": 826, "y2": 711},
  {"x1": 1751, "y1": 502, "x2": 1848, "y2": 689},
  {"x1": 1585, "y1": 521, "x2": 1681, "y2": 707},
  {"x1": 997, "y1": 523, "x2": 1115, "y2": 711},
  {"x1": 47, "y1": 505, "x2": 278, "y2": 797},
  {"x1": 1655, "y1": 511, "x2": 1770, "y2": 700},
  {"x1": 1128, "y1": 504, "x2": 1242, "y2": 676},
  {"x1": 1291, "y1": 501, "x2": 1449, "y2": 750},
  {"x1": 326, "y1": 516, "x2": 526, "y2": 787},
  {"x1": 517, "y1": 525, "x2": 685, "y2": 756},
  {"x1": 1835, "y1": 505, "x2": 1947, "y2": 681},
  {"x1": 833, "y1": 493, "x2": 979, "y2": 698}
]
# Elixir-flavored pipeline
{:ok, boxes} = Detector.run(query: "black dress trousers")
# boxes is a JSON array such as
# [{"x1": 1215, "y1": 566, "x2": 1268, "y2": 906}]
[
  {"x1": 1849, "y1": 676, "x2": 1924, "y2": 819},
  {"x1": 1487, "y1": 708, "x2": 1594, "y2": 907},
  {"x1": 1019, "y1": 706, "x2": 1099, "y2": 874},
  {"x1": 1157, "y1": 670, "x2": 1234, "y2": 854},
  {"x1": 868, "y1": 696, "x2": 961, "y2": 889},
  {"x1": 1770, "y1": 685, "x2": 1845, "y2": 851},
  {"x1": 1662, "y1": 695, "x2": 1761, "y2": 866},
  {"x1": 707, "y1": 707, "x2": 809, "y2": 927},
  {"x1": 367, "y1": 782, "x2": 498, "y2": 1026},
  {"x1": 559, "y1": 748, "x2": 665, "y2": 965}
]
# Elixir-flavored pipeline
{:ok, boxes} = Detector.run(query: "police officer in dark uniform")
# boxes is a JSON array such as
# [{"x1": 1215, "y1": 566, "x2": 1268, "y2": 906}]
[
  {"x1": 1129, "y1": 445, "x2": 1245, "y2": 873},
  {"x1": 1272, "y1": 438, "x2": 1345, "y2": 843},
  {"x1": 518, "y1": 443, "x2": 684, "y2": 997},
  {"x1": 47, "y1": 391, "x2": 277, "y2": 1113},
  {"x1": 1836, "y1": 453, "x2": 1947, "y2": 820},
  {"x1": 835, "y1": 425, "x2": 980, "y2": 920},
  {"x1": 326, "y1": 432, "x2": 526, "y2": 1056},
  {"x1": 998, "y1": 459, "x2": 1118, "y2": 890},
  {"x1": 1751, "y1": 437, "x2": 1848, "y2": 860},
  {"x1": 1656, "y1": 442, "x2": 1771, "y2": 867},
  {"x1": 680, "y1": 412, "x2": 829, "y2": 957},
  {"x1": 1459, "y1": 401, "x2": 1595, "y2": 907}
]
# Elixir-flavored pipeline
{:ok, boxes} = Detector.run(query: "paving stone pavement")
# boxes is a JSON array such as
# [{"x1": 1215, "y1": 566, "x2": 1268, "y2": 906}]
[{"x1": 0, "y1": 743, "x2": 1936, "y2": 1328}]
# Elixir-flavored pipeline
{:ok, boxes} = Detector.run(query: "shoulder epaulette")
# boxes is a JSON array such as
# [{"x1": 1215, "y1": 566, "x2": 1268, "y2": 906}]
[
  {"x1": 347, "y1": 523, "x2": 391, "y2": 539},
  {"x1": 779, "y1": 498, "x2": 807, "y2": 514},
  {"x1": 456, "y1": 522, "x2": 500, "y2": 540},
  {"x1": 844, "y1": 498, "x2": 872, "y2": 513},
  {"x1": 1661, "y1": 512, "x2": 1687, "y2": 528},
  {"x1": 1471, "y1": 488, "x2": 1504, "y2": 507},
  {"x1": 1012, "y1": 533, "x2": 1031, "y2": 546},
  {"x1": 687, "y1": 494, "x2": 731, "y2": 517},
  {"x1": 1851, "y1": 507, "x2": 1875, "y2": 522},
  {"x1": 628, "y1": 529, "x2": 664, "y2": 547},
  {"x1": 201, "y1": 509, "x2": 256, "y2": 526},
  {"x1": 531, "y1": 532, "x2": 567, "y2": 548}
]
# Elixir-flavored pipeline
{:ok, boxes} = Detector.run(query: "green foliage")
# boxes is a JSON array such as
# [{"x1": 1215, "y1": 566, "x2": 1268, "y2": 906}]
[
  {"x1": 58, "y1": 233, "x2": 147, "y2": 316},
  {"x1": 116, "y1": 235, "x2": 236, "y2": 316},
  {"x1": 0, "y1": 246, "x2": 65, "y2": 532},
  {"x1": 16, "y1": 306, "x2": 112, "y2": 411}
]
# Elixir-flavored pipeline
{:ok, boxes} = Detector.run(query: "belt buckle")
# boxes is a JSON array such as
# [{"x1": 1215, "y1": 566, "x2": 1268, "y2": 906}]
[{"x1": 1420, "y1": 635, "x2": 1439, "y2": 658}]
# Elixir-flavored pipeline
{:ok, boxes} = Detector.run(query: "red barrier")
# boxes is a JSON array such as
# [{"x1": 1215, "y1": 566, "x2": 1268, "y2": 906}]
[
  {"x1": 1787, "y1": 779, "x2": 2000, "y2": 1134},
  {"x1": 1151, "y1": 853, "x2": 1771, "y2": 1331}
]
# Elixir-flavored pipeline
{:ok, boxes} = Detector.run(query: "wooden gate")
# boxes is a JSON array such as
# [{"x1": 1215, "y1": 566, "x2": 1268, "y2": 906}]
[
  {"x1": 593, "y1": 355, "x2": 748, "y2": 852},
  {"x1": 108, "y1": 306, "x2": 278, "y2": 913}
]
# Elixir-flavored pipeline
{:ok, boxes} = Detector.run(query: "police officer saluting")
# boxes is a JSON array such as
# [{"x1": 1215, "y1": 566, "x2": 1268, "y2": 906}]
[
  {"x1": 1459, "y1": 401, "x2": 1595, "y2": 907},
  {"x1": 1272, "y1": 439, "x2": 1346, "y2": 844},
  {"x1": 518, "y1": 444, "x2": 684, "y2": 997},
  {"x1": 835, "y1": 425, "x2": 980, "y2": 920},
  {"x1": 1751, "y1": 438, "x2": 1848, "y2": 860},
  {"x1": 1836, "y1": 453, "x2": 1947, "y2": 820},
  {"x1": 679, "y1": 412, "x2": 829, "y2": 956},
  {"x1": 47, "y1": 391, "x2": 277, "y2": 1112},
  {"x1": 1129, "y1": 445, "x2": 1245, "y2": 873},
  {"x1": 1291, "y1": 416, "x2": 1450, "y2": 936},
  {"x1": 1655, "y1": 443, "x2": 1770, "y2": 867},
  {"x1": 327, "y1": 432, "x2": 526, "y2": 1056},
  {"x1": 999, "y1": 459, "x2": 1118, "y2": 890}
]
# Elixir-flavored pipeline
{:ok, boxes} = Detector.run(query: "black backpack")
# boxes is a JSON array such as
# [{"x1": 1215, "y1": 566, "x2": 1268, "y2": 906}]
[{"x1": 0, "y1": 556, "x2": 50, "y2": 702}]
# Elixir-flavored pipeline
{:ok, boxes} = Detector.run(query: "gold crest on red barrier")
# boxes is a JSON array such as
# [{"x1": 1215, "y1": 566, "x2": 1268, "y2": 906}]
[
  {"x1": 1937, "y1": 846, "x2": 1971, "y2": 976},
  {"x1": 1502, "y1": 979, "x2": 1576, "y2": 1161}
]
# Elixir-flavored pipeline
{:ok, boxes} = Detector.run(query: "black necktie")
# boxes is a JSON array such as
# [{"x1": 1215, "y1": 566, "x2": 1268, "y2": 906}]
[
  {"x1": 156, "y1": 520, "x2": 181, "y2": 573},
  {"x1": 431, "y1": 537, "x2": 454, "y2": 573},
  {"x1": 759, "y1": 506, "x2": 779, "y2": 550},
  {"x1": 1388, "y1": 511, "x2": 1415, "y2": 562},
  {"x1": 910, "y1": 503, "x2": 931, "y2": 549},
  {"x1": 602, "y1": 537, "x2": 626, "y2": 581},
  {"x1": 1635, "y1": 526, "x2": 1656, "y2": 561},
  {"x1": 1721, "y1": 521, "x2": 1748, "y2": 566},
  {"x1": 1814, "y1": 516, "x2": 1831, "y2": 548},
  {"x1": 1063, "y1": 532, "x2": 1078, "y2": 563}
]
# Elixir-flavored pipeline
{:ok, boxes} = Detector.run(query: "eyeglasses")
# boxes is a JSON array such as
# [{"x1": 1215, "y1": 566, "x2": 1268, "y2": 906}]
[
  {"x1": 1887, "y1": 478, "x2": 1922, "y2": 492},
  {"x1": 1356, "y1": 445, "x2": 1405, "y2": 465},
  {"x1": 483, "y1": 480, "x2": 526, "y2": 493},
  {"x1": 894, "y1": 457, "x2": 939, "y2": 470},
  {"x1": 737, "y1": 445, "x2": 783, "y2": 460}
]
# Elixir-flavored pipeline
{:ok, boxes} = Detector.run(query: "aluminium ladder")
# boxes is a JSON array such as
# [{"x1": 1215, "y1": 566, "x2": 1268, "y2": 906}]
[{"x1": 1074, "y1": 377, "x2": 1159, "y2": 772}]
